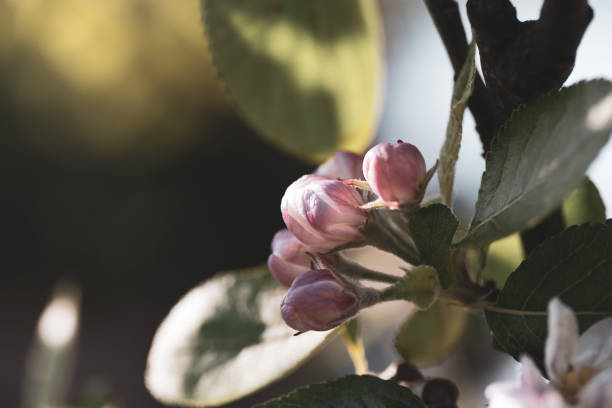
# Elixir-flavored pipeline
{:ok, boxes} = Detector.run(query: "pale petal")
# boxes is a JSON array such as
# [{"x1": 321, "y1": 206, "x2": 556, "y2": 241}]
[
  {"x1": 521, "y1": 355, "x2": 548, "y2": 393},
  {"x1": 577, "y1": 367, "x2": 612, "y2": 408},
  {"x1": 485, "y1": 381, "x2": 528, "y2": 408},
  {"x1": 540, "y1": 390, "x2": 567, "y2": 408},
  {"x1": 546, "y1": 298, "x2": 580, "y2": 384},
  {"x1": 485, "y1": 356, "x2": 552, "y2": 408},
  {"x1": 315, "y1": 151, "x2": 364, "y2": 180},
  {"x1": 573, "y1": 316, "x2": 612, "y2": 371},
  {"x1": 485, "y1": 382, "x2": 566, "y2": 408}
]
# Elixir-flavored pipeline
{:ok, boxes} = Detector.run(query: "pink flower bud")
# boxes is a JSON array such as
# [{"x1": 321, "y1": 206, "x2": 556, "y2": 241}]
[
  {"x1": 280, "y1": 269, "x2": 357, "y2": 332},
  {"x1": 267, "y1": 229, "x2": 311, "y2": 287},
  {"x1": 315, "y1": 151, "x2": 364, "y2": 180},
  {"x1": 363, "y1": 142, "x2": 427, "y2": 205},
  {"x1": 281, "y1": 175, "x2": 367, "y2": 252}
]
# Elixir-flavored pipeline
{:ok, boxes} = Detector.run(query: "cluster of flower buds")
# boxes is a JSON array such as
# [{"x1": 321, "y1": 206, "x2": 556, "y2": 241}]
[{"x1": 269, "y1": 142, "x2": 433, "y2": 333}]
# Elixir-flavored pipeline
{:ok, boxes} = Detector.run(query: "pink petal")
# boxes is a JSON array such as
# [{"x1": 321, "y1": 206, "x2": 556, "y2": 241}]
[
  {"x1": 577, "y1": 367, "x2": 612, "y2": 408},
  {"x1": 574, "y1": 316, "x2": 612, "y2": 372},
  {"x1": 545, "y1": 298, "x2": 579, "y2": 385}
]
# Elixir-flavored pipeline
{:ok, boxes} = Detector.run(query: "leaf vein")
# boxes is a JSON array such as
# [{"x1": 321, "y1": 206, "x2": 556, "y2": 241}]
[{"x1": 519, "y1": 240, "x2": 591, "y2": 310}]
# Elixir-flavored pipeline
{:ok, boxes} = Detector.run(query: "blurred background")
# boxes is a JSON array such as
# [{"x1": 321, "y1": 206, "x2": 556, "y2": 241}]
[{"x1": 1, "y1": 0, "x2": 611, "y2": 407}]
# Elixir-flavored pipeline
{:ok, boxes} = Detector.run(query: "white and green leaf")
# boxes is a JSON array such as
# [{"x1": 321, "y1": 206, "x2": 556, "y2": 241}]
[{"x1": 145, "y1": 266, "x2": 334, "y2": 407}]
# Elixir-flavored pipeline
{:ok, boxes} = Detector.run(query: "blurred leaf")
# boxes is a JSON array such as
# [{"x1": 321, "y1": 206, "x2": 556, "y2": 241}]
[
  {"x1": 439, "y1": 42, "x2": 476, "y2": 206},
  {"x1": 395, "y1": 300, "x2": 467, "y2": 366},
  {"x1": 23, "y1": 284, "x2": 81, "y2": 408},
  {"x1": 254, "y1": 375, "x2": 427, "y2": 408},
  {"x1": 382, "y1": 266, "x2": 439, "y2": 310},
  {"x1": 202, "y1": 0, "x2": 384, "y2": 162},
  {"x1": 7, "y1": 0, "x2": 231, "y2": 161},
  {"x1": 562, "y1": 177, "x2": 606, "y2": 227},
  {"x1": 409, "y1": 204, "x2": 459, "y2": 288},
  {"x1": 459, "y1": 80, "x2": 612, "y2": 247},
  {"x1": 482, "y1": 233, "x2": 524, "y2": 288},
  {"x1": 485, "y1": 221, "x2": 612, "y2": 367},
  {"x1": 145, "y1": 266, "x2": 335, "y2": 407},
  {"x1": 72, "y1": 381, "x2": 118, "y2": 408}
]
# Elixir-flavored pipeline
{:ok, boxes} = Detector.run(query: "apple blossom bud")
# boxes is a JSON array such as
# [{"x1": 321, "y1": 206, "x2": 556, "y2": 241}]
[
  {"x1": 315, "y1": 151, "x2": 364, "y2": 180},
  {"x1": 281, "y1": 175, "x2": 367, "y2": 252},
  {"x1": 363, "y1": 142, "x2": 427, "y2": 206},
  {"x1": 280, "y1": 269, "x2": 358, "y2": 332},
  {"x1": 267, "y1": 229, "x2": 311, "y2": 287}
]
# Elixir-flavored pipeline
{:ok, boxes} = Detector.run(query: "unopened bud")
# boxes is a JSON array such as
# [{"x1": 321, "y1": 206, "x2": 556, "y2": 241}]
[
  {"x1": 267, "y1": 229, "x2": 311, "y2": 287},
  {"x1": 363, "y1": 142, "x2": 427, "y2": 206},
  {"x1": 315, "y1": 151, "x2": 364, "y2": 180},
  {"x1": 422, "y1": 378, "x2": 459, "y2": 408},
  {"x1": 280, "y1": 269, "x2": 358, "y2": 332},
  {"x1": 281, "y1": 175, "x2": 367, "y2": 252}
]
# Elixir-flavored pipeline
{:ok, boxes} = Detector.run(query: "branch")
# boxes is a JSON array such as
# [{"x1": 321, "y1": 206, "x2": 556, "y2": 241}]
[
  {"x1": 467, "y1": 0, "x2": 593, "y2": 253},
  {"x1": 424, "y1": 0, "x2": 496, "y2": 153},
  {"x1": 467, "y1": 0, "x2": 593, "y2": 128}
]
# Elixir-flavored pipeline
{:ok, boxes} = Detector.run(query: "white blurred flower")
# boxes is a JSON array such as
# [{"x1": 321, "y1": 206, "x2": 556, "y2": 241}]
[
  {"x1": 485, "y1": 356, "x2": 567, "y2": 408},
  {"x1": 486, "y1": 298, "x2": 612, "y2": 408},
  {"x1": 545, "y1": 298, "x2": 612, "y2": 407}
]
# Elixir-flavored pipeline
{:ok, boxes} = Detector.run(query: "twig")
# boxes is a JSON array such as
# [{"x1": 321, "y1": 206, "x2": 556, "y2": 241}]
[
  {"x1": 424, "y1": 0, "x2": 496, "y2": 153},
  {"x1": 467, "y1": 0, "x2": 593, "y2": 129}
]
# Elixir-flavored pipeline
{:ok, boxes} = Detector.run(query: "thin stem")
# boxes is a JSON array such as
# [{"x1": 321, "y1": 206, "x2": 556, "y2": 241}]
[
  {"x1": 480, "y1": 303, "x2": 612, "y2": 317},
  {"x1": 322, "y1": 253, "x2": 401, "y2": 284},
  {"x1": 347, "y1": 268, "x2": 400, "y2": 284},
  {"x1": 340, "y1": 323, "x2": 368, "y2": 374},
  {"x1": 367, "y1": 214, "x2": 421, "y2": 266},
  {"x1": 423, "y1": 0, "x2": 496, "y2": 152},
  {"x1": 369, "y1": 236, "x2": 420, "y2": 267}
]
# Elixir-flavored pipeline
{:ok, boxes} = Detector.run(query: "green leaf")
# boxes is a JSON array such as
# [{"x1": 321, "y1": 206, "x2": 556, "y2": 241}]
[
  {"x1": 482, "y1": 233, "x2": 524, "y2": 288},
  {"x1": 439, "y1": 42, "x2": 476, "y2": 206},
  {"x1": 254, "y1": 375, "x2": 427, "y2": 408},
  {"x1": 202, "y1": 0, "x2": 384, "y2": 163},
  {"x1": 485, "y1": 221, "x2": 612, "y2": 366},
  {"x1": 562, "y1": 177, "x2": 606, "y2": 227},
  {"x1": 409, "y1": 204, "x2": 459, "y2": 288},
  {"x1": 395, "y1": 300, "x2": 468, "y2": 366},
  {"x1": 382, "y1": 265, "x2": 440, "y2": 310},
  {"x1": 145, "y1": 266, "x2": 335, "y2": 407},
  {"x1": 459, "y1": 80, "x2": 612, "y2": 247}
]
